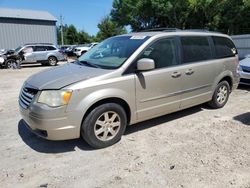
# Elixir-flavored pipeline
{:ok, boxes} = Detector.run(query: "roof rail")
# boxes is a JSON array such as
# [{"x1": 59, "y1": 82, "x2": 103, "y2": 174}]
[
  {"x1": 141, "y1": 28, "x2": 181, "y2": 32},
  {"x1": 24, "y1": 43, "x2": 54, "y2": 45},
  {"x1": 184, "y1": 29, "x2": 221, "y2": 34}
]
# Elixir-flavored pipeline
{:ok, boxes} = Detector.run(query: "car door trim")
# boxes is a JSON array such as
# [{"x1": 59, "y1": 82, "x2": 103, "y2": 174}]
[{"x1": 140, "y1": 84, "x2": 211, "y2": 103}]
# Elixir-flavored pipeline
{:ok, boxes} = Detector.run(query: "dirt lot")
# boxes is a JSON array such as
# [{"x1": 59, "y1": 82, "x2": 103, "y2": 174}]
[{"x1": 0, "y1": 62, "x2": 250, "y2": 188}]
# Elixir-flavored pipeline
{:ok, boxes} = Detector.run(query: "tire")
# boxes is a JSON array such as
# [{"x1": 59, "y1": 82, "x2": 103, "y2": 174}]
[
  {"x1": 208, "y1": 81, "x2": 230, "y2": 109},
  {"x1": 81, "y1": 103, "x2": 127, "y2": 149},
  {"x1": 48, "y1": 56, "x2": 58, "y2": 66},
  {"x1": 5, "y1": 59, "x2": 18, "y2": 69}
]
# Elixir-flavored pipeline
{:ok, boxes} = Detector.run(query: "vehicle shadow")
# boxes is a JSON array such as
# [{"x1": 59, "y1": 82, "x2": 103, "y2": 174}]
[
  {"x1": 18, "y1": 120, "x2": 93, "y2": 153},
  {"x1": 21, "y1": 64, "x2": 44, "y2": 68},
  {"x1": 18, "y1": 105, "x2": 204, "y2": 153},
  {"x1": 125, "y1": 105, "x2": 203, "y2": 135},
  {"x1": 237, "y1": 84, "x2": 250, "y2": 91},
  {"x1": 233, "y1": 112, "x2": 250, "y2": 126}
]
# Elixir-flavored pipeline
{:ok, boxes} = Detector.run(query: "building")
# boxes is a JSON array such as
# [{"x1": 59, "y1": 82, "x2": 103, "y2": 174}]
[
  {"x1": 231, "y1": 35, "x2": 250, "y2": 60},
  {"x1": 0, "y1": 8, "x2": 57, "y2": 49}
]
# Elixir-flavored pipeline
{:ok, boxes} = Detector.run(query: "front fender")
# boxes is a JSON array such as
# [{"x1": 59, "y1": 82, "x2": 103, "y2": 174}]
[{"x1": 65, "y1": 87, "x2": 136, "y2": 135}]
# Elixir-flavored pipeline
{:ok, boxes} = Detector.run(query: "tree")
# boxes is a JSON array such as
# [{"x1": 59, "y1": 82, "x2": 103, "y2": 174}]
[
  {"x1": 111, "y1": 0, "x2": 250, "y2": 34},
  {"x1": 78, "y1": 30, "x2": 92, "y2": 44},
  {"x1": 96, "y1": 16, "x2": 127, "y2": 41},
  {"x1": 65, "y1": 25, "x2": 79, "y2": 44}
]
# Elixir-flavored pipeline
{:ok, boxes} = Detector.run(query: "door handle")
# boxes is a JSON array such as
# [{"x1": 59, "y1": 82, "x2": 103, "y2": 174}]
[
  {"x1": 171, "y1": 72, "x2": 181, "y2": 78},
  {"x1": 185, "y1": 69, "x2": 194, "y2": 75}
]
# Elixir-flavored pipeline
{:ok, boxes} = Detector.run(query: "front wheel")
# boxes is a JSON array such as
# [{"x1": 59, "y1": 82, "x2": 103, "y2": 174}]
[
  {"x1": 208, "y1": 81, "x2": 230, "y2": 109},
  {"x1": 81, "y1": 103, "x2": 127, "y2": 149},
  {"x1": 5, "y1": 59, "x2": 18, "y2": 69},
  {"x1": 48, "y1": 56, "x2": 58, "y2": 66}
]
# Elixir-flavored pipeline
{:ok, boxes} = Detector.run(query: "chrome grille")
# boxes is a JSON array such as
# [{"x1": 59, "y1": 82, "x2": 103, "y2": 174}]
[{"x1": 19, "y1": 87, "x2": 38, "y2": 109}]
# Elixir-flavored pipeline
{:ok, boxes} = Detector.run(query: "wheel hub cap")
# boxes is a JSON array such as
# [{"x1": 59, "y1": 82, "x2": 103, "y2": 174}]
[{"x1": 94, "y1": 111, "x2": 121, "y2": 141}]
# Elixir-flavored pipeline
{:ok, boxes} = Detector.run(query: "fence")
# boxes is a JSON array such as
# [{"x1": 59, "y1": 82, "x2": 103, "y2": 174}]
[{"x1": 231, "y1": 35, "x2": 250, "y2": 60}]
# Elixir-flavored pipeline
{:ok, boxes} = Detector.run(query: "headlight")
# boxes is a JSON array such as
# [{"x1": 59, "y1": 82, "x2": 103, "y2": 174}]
[
  {"x1": 0, "y1": 57, "x2": 4, "y2": 63},
  {"x1": 38, "y1": 90, "x2": 72, "y2": 107}
]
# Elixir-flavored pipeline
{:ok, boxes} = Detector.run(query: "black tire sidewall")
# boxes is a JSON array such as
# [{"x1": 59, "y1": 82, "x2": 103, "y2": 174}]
[
  {"x1": 48, "y1": 56, "x2": 57, "y2": 66},
  {"x1": 211, "y1": 81, "x2": 230, "y2": 108},
  {"x1": 5, "y1": 59, "x2": 16, "y2": 69},
  {"x1": 81, "y1": 103, "x2": 127, "y2": 149}
]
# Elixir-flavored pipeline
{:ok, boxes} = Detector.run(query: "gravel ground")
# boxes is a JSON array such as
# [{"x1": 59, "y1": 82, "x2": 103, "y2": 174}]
[{"x1": 0, "y1": 62, "x2": 250, "y2": 188}]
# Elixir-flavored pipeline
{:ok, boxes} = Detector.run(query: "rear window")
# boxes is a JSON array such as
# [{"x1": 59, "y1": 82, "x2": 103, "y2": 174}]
[
  {"x1": 34, "y1": 46, "x2": 46, "y2": 52},
  {"x1": 212, "y1": 36, "x2": 237, "y2": 58},
  {"x1": 181, "y1": 36, "x2": 212, "y2": 63},
  {"x1": 47, "y1": 46, "x2": 56, "y2": 51}
]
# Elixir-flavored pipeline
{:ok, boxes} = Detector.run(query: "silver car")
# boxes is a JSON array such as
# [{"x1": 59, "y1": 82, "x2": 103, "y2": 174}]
[
  {"x1": 19, "y1": 30, "x2": 240, "y2": 148},
  {"x1": 239, "y1": 55, "x2": 250, "y2": 85},
  {"x1": 17, "y1": 43, "x2": 65, "y2": 66}
]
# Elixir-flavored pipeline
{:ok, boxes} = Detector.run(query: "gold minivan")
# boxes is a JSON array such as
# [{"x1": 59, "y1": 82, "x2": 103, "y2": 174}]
[{"x1": 19, "y1": 30, "x2": 240, "y2": 148}]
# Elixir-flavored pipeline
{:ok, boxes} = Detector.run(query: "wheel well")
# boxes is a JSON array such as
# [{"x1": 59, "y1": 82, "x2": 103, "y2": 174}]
[
  {"x1": 219, "y1": 76, "x2": 233, "y2": 91},
  {"x1": 82, "y1": 98, "x2": 131, "y2": 125},
  {"x1": 48, "y1": 56, "x2": 57, "y2": 61}
]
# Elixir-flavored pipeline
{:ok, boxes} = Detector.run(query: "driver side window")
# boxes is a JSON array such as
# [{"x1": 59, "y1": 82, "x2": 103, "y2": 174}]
[{"x1": 139, "y1": 38, "x2": 178, "y2": 69}]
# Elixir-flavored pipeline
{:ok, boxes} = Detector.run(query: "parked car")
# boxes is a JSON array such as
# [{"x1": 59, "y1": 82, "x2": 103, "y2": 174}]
[
  {"x1": 74, "y1": 42, "x2": 98, "y2": 57},
  {"x1": 59, "y1": 45, "x2": 71, "y2": 54},
  {"x1": 1, "y1": 43, "x2": 65, "y2": 68},
  {"x1": 64, "y1": 45, "x2": 77, "y2": 57},
  {"x1": 19, "y1": 30, "x2": 240, "y2": 149},
  {"x1": 0, "y1": 49, "x2": 22, "y2": 69},
  {"x1": 239, "y1": 55, "x2": 250, "y2": 85}
]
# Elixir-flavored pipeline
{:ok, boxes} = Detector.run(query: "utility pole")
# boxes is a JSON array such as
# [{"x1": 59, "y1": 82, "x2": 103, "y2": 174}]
[{"x1": 60, "y1": 14, "x2": 64, "y2": 45}]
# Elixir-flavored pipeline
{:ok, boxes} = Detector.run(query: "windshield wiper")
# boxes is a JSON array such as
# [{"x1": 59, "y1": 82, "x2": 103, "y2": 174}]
[{"x1": 78, "y1": 60, "x2": 100, "y2": 68}]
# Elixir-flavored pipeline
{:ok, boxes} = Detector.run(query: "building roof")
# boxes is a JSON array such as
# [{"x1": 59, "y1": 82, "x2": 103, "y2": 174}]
[{"x1": 0, "y1": 8, "x2": 57, "y2": 21}]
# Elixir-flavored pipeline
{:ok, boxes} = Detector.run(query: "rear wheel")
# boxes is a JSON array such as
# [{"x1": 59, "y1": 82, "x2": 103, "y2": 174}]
[
  {"x1": 48, "y1": 56, "x2": 58, "y2": 66},
  {"x1": 208, "y1": 81, "x2": 230, "y2": 109},
  {"x1": 81, "y1": 103, "x2": 127, "y2": 149}
]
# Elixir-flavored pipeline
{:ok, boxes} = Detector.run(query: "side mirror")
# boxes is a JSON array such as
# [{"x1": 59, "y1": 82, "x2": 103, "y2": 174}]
[{"x1": 137, "y1": 58, "x2": 155, "y2": 71}]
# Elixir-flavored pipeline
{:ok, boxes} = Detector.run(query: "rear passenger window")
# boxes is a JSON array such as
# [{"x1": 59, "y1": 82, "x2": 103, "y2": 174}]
[
  {"x1": 35, "y1": 46, "x2": 46, "y2": 52},
  {"x1": 47, "y1": 46, "x2": 56, "y2": 51},
  {"x1": 140, "y1": 38, "x2": 178, "y2": 69},
  {"x1": 212, "y1": 36, "x2": 237, "y2": 58},
  {"x1": 181, "y1": 36, "x2": 212, "y2": 63}
]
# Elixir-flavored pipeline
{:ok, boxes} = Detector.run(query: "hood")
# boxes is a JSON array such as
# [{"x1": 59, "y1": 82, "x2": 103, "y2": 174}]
[
  {"x1": 26, "y1": 63, "x2": 112, "y2": 90},
  {"x1": 240, "y1": 58, "x2": 250, "y2": 67},
  {"x1": 0, "y1": 49, "x2": 7, "y2": 56},
  {"x1": 77, "y1": 47, "x2": 90, "y2": 50},
  {"x1": 0, "y1": 49, "x2": 15, "y2": 56}
]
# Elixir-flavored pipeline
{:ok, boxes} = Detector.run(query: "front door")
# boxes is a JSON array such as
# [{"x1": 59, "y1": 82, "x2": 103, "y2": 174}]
[
  {"x1": 22, "y1": 46, "x2": 35, "y2": 62},
  {"x1": 135, "y1": 37, "x2": 182, "y2": 121},
  {"x1": 33, "y1": 46, "x2": 48, "y2": 61}
]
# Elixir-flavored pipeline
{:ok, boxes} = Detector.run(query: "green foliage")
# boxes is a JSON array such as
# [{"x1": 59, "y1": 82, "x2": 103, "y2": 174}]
[
  {"x1": 111, "y1": 0, "x2": 250, "y2": 34},
  {"x1": 96, "y1": 16, "x2": 127, "y2": 41},
  {"x1": 57, "y1": 25, "x2": 95, "y2": 45},
  {"x1": 65, "y1": 25, "x2": 78, "y2": 44}
]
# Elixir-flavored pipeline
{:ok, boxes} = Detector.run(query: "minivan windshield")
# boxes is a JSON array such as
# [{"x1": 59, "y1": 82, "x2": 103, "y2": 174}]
[{"x1": 78, "y1": 36, "x2": 150, "y2": 69}]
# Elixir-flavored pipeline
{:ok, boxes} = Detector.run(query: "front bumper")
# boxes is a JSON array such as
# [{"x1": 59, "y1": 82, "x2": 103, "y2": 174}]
[
  {"x1": 19, "y1": 102, "x2": 80, "y2": 140},
  {"x1": 239, "y1": 70, "x2": 250, "y2": 85}
]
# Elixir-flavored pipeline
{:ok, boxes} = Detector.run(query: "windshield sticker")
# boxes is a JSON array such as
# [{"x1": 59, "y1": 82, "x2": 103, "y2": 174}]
[{"x1": 130, "y1": 36, "x2": 147, "y2": 40}]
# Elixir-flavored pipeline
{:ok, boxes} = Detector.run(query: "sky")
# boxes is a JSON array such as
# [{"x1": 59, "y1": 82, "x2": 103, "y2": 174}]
[{"x1": 0, "y1": 0, "x2": 114, "y2": 35}]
